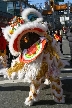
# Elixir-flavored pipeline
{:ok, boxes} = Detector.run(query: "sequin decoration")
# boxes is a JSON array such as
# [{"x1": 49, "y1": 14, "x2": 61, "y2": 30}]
[
  {"x1": 36, "y1": 61, "x2": 48, "y2": 80},
  {"x1": 44, "y1": 34, "x2": 60, "y2": 60},
  {"x1": 9, "y1": 16, "x2": 24, "y2": 35}
]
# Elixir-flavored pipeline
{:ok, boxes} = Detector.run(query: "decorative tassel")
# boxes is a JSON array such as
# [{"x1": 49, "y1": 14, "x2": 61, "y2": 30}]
[{"x1": 44, "y1": 34, "x2": 60, "y2": 60}]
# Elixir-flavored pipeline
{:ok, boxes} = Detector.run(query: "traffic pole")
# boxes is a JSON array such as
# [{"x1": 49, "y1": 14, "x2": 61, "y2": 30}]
[{"x1": 67, "y1": 1, "x2": 70, "y2": 28}]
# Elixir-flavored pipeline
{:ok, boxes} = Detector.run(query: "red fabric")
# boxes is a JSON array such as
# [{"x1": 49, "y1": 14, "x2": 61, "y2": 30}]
[
  {"x1": 54, "y1": 34, "x2": 62, "y2": 42},
  {"x1": 0, "y1": 33, "x2": 7, "y2": 50}
]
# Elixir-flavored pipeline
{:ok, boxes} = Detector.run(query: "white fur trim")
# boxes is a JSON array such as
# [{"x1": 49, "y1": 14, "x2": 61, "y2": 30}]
[
  {"x1": 24, "y1": 97, "x2": 34, "y2": 106},
  {"x1": 11, "y1": 72, "x2": 17, "y2": 80},
  {"x1": 0, "y1": 68, "x2": 8, "y2": 76},
  {"x1": 54, "y1": 96, "x2": 65, "y2": 103},
  {"x1": 51, "y1": 81, "x2": 62, "y2": 89},
  {"x1": 52, "y1": 88, "x2": 63, "y2": 98},
  {"x1": 44, "y1": 79, "x2": 51, "y2": 85},
  {"x1": 21, "y1": 8, "x2": 43, "y2": 22},
  {"x1": 2, "y1": 26, "x2": 11, "y2": 42},
  {"x1": 17, "y1": 71, "x2": 25, "y2": 80}
]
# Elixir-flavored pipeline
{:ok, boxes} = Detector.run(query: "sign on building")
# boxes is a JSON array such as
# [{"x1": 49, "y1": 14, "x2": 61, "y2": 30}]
[
  {"x1": 65, "y1": 17, "x2": 69, "y2": 21},
  {"x1": 60, "y1": 16, "x2": 69, "y2": 24},
  {"x1": 60, "y1": 16, "x2": 69, "y2": 22},
  {"x1": 60, "y1": 17, "x2": 64, "y2": 22}
]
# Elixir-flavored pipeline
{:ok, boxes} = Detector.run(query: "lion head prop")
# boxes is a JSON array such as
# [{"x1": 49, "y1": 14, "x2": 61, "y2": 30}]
[{"x1": 3, "y1": 8, "x2": 47, "y2": 61}]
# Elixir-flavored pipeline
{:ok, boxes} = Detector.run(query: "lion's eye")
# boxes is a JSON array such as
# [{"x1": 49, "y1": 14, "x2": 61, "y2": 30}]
[
  {"x1": 27, "y1": 13, "x2": 38, "y2": 22},
  {"x1": 24, "y1": 37, "x2": 29, "y2": 43}
]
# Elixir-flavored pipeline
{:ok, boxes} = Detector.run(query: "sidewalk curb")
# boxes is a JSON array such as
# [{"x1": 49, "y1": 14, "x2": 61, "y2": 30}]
[
  {"x1": 60, "y1": 76, "x2": 72, "y2": 80},
  {"x1": 61, "y1": 68, "x2": 72, "y2": 71},
  {"x1": 0, "y1": 76, "x2": 72, "y2": 85}
]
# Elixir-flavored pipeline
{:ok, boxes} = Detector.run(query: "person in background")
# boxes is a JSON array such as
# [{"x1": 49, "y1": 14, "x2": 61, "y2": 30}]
[
  {"x1": 0, "y1": 27, "x2": 11, "y2": 67},
  {"x1": 0, "y1": 27, "x2": 16, "y2": 67},
  {"x1": 0, "y1": 27, "x2": 17, "y2": 68},
  {"x1": 54, "y1": 30, "x2": 63, "y2": 53},
  {"x1": 0, "y1": 27, "x2": 7, "y2": 56},
  {"x1": 60, "y1": 29, "x2": 63, "y2": 38},
  {"x1": 6, "y1": 44, "x2": 17, "y2": 68},
  {"x1": 66, "y1": 27, "x2": 72, "y2": 63},
  {"x1": 6, "y1": 44, "x2": 13, "y2": 67},
  {"x1": 50, "y1": 29, "x2": 52, "y2": 36},
  {"x1": 0, "y1": 27, "x2": 8, "y2": 67}
]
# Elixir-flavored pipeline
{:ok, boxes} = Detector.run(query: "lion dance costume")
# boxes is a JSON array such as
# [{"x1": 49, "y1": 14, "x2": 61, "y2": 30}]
[{"x1": 0, "y1": 8, "x2": 69, "y2": 106}]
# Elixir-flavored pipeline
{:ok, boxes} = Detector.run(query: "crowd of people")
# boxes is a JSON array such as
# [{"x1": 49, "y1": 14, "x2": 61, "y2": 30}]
[
  {"x1": 66, "y1": 27, "x2": 72, "y2": 62},
  {"x1": 48, "y1": 27, "x2": 72, "y2": 63}
]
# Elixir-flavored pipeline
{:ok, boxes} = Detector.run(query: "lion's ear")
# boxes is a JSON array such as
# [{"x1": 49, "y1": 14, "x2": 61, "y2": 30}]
[
  {"x1": 21, "y1": 8, "x2": 43, "y2": 23},
  {"x1": 1, "y1": 26, "x2": 11, "y2": 42}
]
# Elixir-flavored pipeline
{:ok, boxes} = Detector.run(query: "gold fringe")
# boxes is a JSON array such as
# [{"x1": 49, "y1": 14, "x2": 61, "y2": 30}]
[
  {"x1": 7, "y1": 62, "x2": 24, "y2": 76},
  {"x1": 0, "y1": 50, "x2": 6, "y2": 56},
  {"x1": 44, "y1": 34, "x2": 60, "y2": 60},
  {"x1": 36, "y1": 61, "x2": 48, "y2": 80},
  {"x1": 58, "y1": 61, "x2": 63, "y2": 68}
]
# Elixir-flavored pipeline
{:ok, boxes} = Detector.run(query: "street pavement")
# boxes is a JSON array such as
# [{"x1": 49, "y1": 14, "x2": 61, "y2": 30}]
[
  {"x1": 0, "y1": 35, "x2": 72, "y2": 108},
  {"x1": 62, "y1": 35, "x2": 70, "y2": 55}
]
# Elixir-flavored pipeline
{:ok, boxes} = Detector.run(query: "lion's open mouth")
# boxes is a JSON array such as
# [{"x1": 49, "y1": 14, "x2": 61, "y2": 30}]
[
  {"x1": 19, "y1": 36, "x2": 46, "y2": 63},
  {"x1": 13, "y1": 27, "x2": 47, "y2": 60},
  {"x1": 20, "y1": 32, "x2": 40, "y2": 51},
  {"x1": 13, "y1": 28, "x2": 46, "y2": 52}
]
